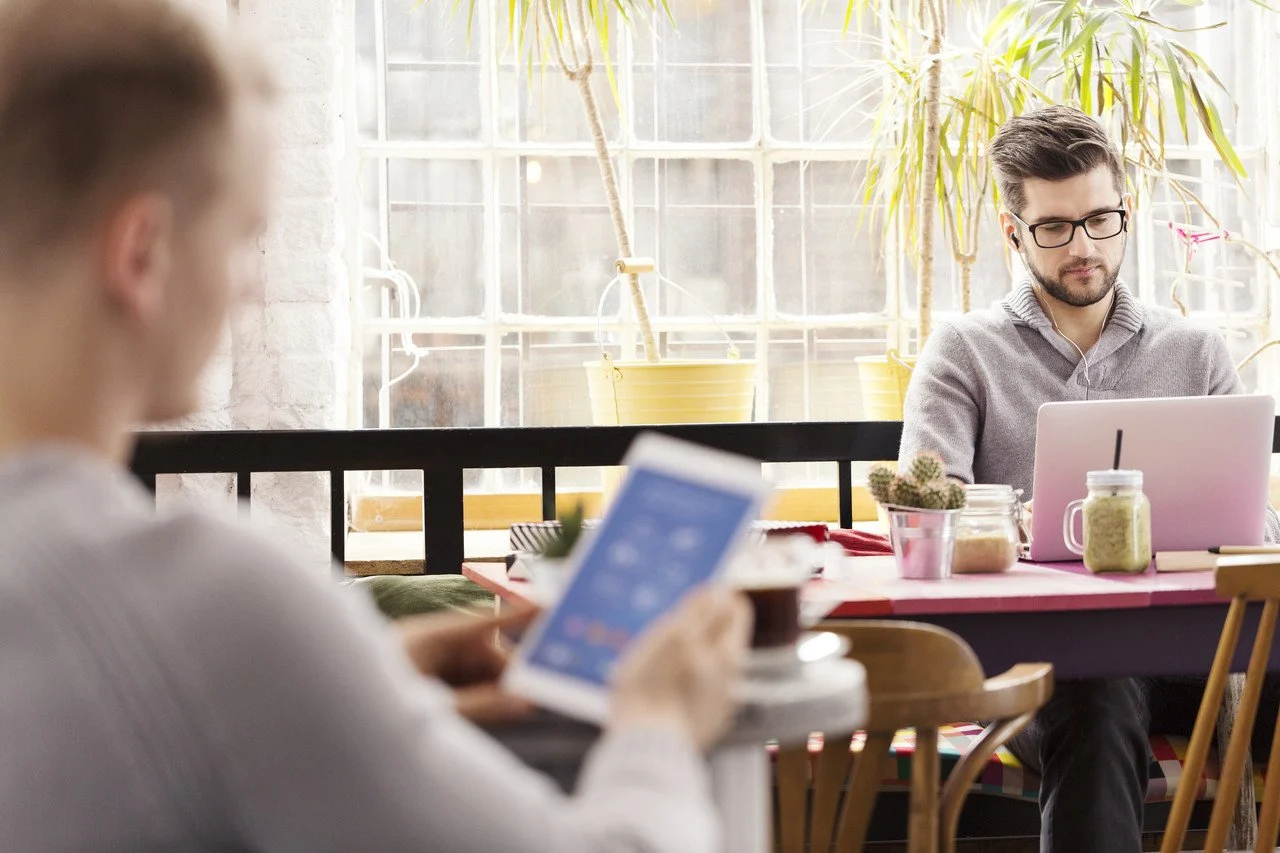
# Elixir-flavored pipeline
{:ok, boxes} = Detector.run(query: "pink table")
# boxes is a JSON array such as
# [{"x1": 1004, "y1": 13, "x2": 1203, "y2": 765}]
[
  {"x1": 823, "y1": 557, "x2": 1249, "y2": 680},
  {"x1": 464, "y1": 558, "x2": 1252, "y2": 680}
]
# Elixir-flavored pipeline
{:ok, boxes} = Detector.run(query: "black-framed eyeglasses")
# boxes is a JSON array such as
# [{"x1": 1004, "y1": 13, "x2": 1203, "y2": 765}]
[{"x1": 1011, "y1": 208, "x2": 1128, "y2": 249}]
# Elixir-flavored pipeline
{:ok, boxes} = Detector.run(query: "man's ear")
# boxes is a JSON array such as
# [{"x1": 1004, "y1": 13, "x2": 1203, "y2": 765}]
[
  {"x1": 998, "y1": 210, "x2": 1022, "y2": 251},
  {"x1": 101, "y1": 193, "x2": 173, "y2": 323},
  {"x1": 1122, "y1": 192, "x2": 1135, "y2": 231}
]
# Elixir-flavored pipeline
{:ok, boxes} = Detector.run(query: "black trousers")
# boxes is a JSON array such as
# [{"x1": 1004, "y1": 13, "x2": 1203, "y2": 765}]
[{"x1": 1006, "y1": 677, "x2": 1280, "y2": 853}]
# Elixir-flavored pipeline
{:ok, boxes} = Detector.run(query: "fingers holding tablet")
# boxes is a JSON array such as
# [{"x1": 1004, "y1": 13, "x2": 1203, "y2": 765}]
[{"x1": 609, "y1": 586, "x2": 753, "y2": 750}]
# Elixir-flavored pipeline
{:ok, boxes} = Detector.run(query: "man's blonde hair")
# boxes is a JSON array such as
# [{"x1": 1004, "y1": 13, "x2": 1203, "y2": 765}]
[{"x1": 0, "y1": 0, "x2": 274, "y2": 271}]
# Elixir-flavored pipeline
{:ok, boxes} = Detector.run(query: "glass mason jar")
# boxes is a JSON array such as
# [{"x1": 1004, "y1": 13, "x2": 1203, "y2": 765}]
[
  {"x1": 1064, "y1": 470, "x2": 1152, "y2": 574},
  {"x1": 953, "y1": 484, "x2": 1022, "y2": 573}
]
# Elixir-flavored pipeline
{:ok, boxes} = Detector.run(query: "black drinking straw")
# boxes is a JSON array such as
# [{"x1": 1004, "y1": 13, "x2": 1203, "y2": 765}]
[{"x1": 1113, "y1": 429, "x2": 1124, "y2": 470}]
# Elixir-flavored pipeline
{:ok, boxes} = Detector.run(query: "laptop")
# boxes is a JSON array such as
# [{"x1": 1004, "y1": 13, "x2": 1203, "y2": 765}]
[{"x1": 1028, "y1": 394, "x2": 1275, "y2": 562}]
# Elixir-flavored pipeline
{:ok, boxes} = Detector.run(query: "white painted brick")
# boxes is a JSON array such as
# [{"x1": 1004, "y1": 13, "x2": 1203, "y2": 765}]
[
  {"x1": 239, "y1": 0, "x2": 336, "y2": 42},
  {"x1": 230, "y1": 301, "x2": 269, "y2": 353},
  {"x1": 156, "y1": 473, "x2": 237, "y2": 514},
  {"x1": 264, "y1": 404, "x2": 338, "y2": 430},
  {"x1": 249, "y1": 501, "x2": 333, "y2": 574},
  {"x1": 279, "y1": 354, "x2": 338, "y2": 407},
  {"x1": 168, "y1": 408, "x2": 235, "y2": 432},
  {"x1": 270, "y1": 42, "x2": 337, "y2": 95},
  {"x1": 199, "y1": 353, "x2": 235, "y2": 411},
  {"x1": 268, "y1": 199, "x2": 340, "y2": 257},
  {"x1": 265, "y1": 302, "x2": 339, "y2": 355},
  {"x1": 231, "y1": 351, "x2": 281, "y2": 406},
  {"x1": 265, "y1": 251, "x2": 343, "y2": 303},
  {"x1": 276, "y1": 96, "x2": 338, "y2": 148},
  {"x1": 277, "y1": 146, "x2": 339, "y2": 199}
]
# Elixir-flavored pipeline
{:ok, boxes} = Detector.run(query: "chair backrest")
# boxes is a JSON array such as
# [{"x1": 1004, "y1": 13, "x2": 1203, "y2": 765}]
[
  {"x1": 1162, "y1": 556, "x2": 1280, "y2": 853},
  {"x1": 773, "y1": 620, "x2": 1051, "y2": 853}
]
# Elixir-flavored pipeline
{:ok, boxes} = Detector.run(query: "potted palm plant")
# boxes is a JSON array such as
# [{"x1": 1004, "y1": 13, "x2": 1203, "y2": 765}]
[
  {"x1": 830, "y1": 0, "x2": 1278, "y2": 419},
  {"x1": 438, "y1": 0, "x2": 756, "y2": 428}
]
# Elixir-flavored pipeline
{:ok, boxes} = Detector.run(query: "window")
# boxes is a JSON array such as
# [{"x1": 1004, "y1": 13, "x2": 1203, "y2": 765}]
[{"x1": 351, "y1": 0, "x2": 1280, "y2": 494}]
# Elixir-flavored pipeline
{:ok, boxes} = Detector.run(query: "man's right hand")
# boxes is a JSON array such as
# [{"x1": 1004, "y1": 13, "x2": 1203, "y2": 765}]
[{"x1": 608, "y1": 586, "x2": 753, "y2": 751}]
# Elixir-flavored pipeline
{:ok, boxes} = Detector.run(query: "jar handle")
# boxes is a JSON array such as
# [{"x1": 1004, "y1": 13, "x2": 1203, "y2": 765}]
[{"x1": 1063, "y1": 499, "x2": 1086, "y2": 556}]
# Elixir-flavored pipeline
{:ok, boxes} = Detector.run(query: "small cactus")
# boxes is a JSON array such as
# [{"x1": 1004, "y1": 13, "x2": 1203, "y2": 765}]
[
  {"x1": 867, "y1": 464, "x2": 896, "y2": 504},
  {"x1": 868, "y1": 452, "x2": 966, "y2": 512},
  {"x1": 889, "y1": 475, "x2": 921, "y2": 508},
  {"x1": 918, "y1": 485, "x2": 946, "y2": 510},
  {"x1": 908, "y1": 451, "x2": 945, "y2": 484}
]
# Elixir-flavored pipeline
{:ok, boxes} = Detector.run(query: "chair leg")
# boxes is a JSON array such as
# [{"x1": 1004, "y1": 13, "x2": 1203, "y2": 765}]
[
  {"x1": 909, "y1": 726, "x2": 940, "y2": 853},
  {"x1": 836, "y1": 732, "x2": 891, "y2": 853},
  {"x1": 1162, "y1": 597, "x2": 1246, "y2": 853},
  {"x1": 809, "y1": 734, "x2": 854, "y2": 853},
  {"x1": 1255, "y1": 706, "x2": 1280, "y2": 852},
  {"x1": 1206, "y1": 599, "x2": 1278, "y2": 853},
  {"x1": 938, "y1": 713, "x2": 1034, "y2": 853},
  {"x1": 777, "y1": 744, "x2": 811, "y2": 853}
]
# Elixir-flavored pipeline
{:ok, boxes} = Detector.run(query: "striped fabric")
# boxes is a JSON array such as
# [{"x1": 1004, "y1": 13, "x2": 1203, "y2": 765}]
[
  {"x1": 773, "y1": 725, "x2": 1267, "y2": 803},
  {"x1": 509, "y1": 520, "x2": 829, "y2": 555}
]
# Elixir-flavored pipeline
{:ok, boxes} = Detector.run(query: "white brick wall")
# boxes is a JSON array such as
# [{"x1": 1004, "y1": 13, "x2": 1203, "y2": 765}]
[{"x1": 165, "y1": 0, "x2": 349, "y2": 571}]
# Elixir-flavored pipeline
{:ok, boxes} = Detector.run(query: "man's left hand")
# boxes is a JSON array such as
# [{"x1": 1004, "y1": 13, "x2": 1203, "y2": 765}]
[{"x1": 395, "y1": 607, "x2": 538, "y2": 724}]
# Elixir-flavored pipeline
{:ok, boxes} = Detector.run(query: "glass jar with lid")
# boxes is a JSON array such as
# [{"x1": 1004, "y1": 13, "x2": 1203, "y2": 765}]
[
  {"x1": 953, "y1": 484, "x2": 1023, "y2": 573},
  {"x1": 1064, "y1": 469, "x2": 1151, "y2": 573}
]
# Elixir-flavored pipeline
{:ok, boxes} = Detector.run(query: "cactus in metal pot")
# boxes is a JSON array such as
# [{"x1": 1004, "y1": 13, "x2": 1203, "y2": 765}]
[
  {"x1": 867, "y1": 464, "x2": 896, "y2": 504},
  {"x1": 918, "y1": 484, "x2": 947, "y2": 510},
  {"x1": 868, "y1": 452, "x2": 965, "y2": 512},
  {"x1": 908, "y1": 451, "x2": 945, "y2": 485},
  {"x1": 888, "y1": 475, "x2": 922, "y2": 508}
]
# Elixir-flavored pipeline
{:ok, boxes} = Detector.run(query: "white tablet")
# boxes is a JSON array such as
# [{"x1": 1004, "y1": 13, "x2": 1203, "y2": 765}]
[{"x1": 502, "y1": 431, "x2": 772, "y2": 723}]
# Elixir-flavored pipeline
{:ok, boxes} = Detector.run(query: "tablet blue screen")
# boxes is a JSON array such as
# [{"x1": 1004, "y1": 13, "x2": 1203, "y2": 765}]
[{"x1": 525, "y1": 467, "x2": 756, "y2": 687}]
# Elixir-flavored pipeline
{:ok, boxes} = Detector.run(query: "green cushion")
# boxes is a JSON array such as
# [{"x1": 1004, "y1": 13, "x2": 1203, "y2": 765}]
[{"x1": 349, "y1": 574, "x2": 494, "y2": 619}]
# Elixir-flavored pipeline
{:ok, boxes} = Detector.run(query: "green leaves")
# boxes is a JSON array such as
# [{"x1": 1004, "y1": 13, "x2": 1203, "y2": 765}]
[
  {"x1": 421, "y1": 0, "x2": 667, "y2": 96},
  {"x1": 832, "y1": 0, "x2": 1260, "y2": 321}
]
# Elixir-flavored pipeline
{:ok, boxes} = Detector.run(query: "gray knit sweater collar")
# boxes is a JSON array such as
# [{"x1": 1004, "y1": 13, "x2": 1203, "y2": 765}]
[{"x1": 1000, "y1": 278, "x2": 1146, "y2": 335}]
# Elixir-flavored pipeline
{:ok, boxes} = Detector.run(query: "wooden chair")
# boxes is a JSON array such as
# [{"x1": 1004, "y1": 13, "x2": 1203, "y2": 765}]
[
  {"x1": 1162, "y1": 555, "x2": 1280, "y2": 853},
  {"x1": 774, "y1": 620, "x2": 1052, "y2": 853}
]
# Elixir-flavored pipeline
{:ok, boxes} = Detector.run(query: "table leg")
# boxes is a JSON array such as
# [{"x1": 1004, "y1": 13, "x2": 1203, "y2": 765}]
[{"x1": 709, "y1": 743, "x2": 770, "y2": 853}]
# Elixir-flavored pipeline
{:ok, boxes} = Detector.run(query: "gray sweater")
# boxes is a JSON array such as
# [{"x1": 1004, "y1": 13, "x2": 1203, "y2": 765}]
[
  {"x1": 0, "y1": 448, "x2": 719, "y2": 852},
  {"x1": 899, "y1": 279, "x2": 1279, "y2": 540}
]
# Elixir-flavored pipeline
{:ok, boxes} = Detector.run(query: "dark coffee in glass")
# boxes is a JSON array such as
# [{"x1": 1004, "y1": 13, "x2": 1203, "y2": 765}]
[{"x1": 742, "y1": 583, "x2": 802, "y2": 648}]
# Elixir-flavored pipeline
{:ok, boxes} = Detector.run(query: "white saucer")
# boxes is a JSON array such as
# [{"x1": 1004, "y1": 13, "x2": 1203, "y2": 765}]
[{"x1": 745, "y1": 631, "x2": 851, "y2": 678}]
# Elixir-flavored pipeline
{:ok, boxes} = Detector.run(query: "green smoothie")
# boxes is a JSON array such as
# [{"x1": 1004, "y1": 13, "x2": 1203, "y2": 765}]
[{"x1": 1082, "y1": 493, "x2": 1151, "y2": 573}]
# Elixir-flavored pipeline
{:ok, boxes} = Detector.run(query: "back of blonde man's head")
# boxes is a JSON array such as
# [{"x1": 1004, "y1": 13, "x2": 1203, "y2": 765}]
[
  {"x1": 0, "y1": 0, "x2": 276, "y2": 429},
  {"x1": 0, "y1": 0, "x2": 273, "y2": 273}
]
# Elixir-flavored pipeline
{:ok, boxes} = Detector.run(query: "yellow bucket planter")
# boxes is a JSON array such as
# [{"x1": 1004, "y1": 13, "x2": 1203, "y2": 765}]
[
  {"x1": 854, "y1": 349, "x2": 916, "y2": 421},
  {"x1": 584, "y1": 358, "x2": 757, "y2": 426}
]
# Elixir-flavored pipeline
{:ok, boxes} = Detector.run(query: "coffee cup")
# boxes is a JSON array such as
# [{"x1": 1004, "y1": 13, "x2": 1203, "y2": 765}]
[{"x1": 728, "y1": 536, "x2": 814, "y2": 649}]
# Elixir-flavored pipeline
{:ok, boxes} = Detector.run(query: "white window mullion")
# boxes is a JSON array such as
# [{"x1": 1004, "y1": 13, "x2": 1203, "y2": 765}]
[
  {"x1": 479, "y1": 0, "x2": 504, "y2": 491},
  {"x1": 751, "y1": 0, "x2": 770, "y2": 422},
  {"x1": 372, "y1": 0, "x2": 393, "y2": 437}
]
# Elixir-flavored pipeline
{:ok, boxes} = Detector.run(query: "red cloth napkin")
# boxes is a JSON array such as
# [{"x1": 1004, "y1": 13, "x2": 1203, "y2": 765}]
[{"x1": 830, "y1": 528, "x2": 894, "y2": 556}]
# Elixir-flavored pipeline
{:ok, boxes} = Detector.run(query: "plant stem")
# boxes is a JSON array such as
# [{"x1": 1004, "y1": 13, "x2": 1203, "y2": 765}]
[
  {"x1": 573, "y1": 74, "x2": 659, "y2": 363},
  {"x1": 543, "y1": 0, "x2": 659, "y2": 364},
  {"x1": 917, "y1": 0, "x2": 946, "y2": 347}
]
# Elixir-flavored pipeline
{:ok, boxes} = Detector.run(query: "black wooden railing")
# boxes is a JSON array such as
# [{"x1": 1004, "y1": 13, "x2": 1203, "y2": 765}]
[
  {"x1": 129, "y1": 418, "x2": 1280, "y2": 575},
  {"x1": 129, "y1": 422, "x2": 904, "y2": 574}
]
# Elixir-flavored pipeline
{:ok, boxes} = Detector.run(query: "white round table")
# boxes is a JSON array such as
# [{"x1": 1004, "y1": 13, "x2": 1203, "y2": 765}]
[{"x1": 710, "y1": 645, "x2": 868, "y2": 853}]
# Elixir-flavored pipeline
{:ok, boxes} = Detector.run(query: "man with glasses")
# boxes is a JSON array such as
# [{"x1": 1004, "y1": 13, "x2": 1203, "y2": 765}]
[{"x1": 899, "y1": 105, "x2": 1279, "y2": 852}]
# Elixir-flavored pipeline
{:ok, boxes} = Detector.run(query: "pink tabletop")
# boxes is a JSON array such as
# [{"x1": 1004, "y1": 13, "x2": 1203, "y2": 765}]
[
  {"x1": 806, "y1": 578, "x2": 893, "y2": 618},
  {"x1": 463, "y1": 562, "x2": 895, "y2": 618},
  {"x1": 832, "y1": 555, "x2": 1152, "y2": 615},
  {"x1": 463, "y1": 562, "x2": 538, "y2": 609},
  {"x1": 1031, "y1": 559, "x2": 1221, "y2": 606}
]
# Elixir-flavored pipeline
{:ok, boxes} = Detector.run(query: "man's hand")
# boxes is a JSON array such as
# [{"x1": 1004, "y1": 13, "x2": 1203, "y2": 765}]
[{"x1": 395, "y1": 607, "x2": 538, "y2": 724}]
